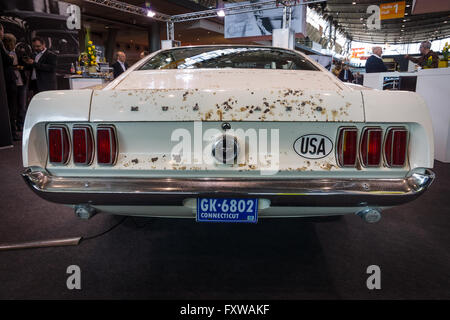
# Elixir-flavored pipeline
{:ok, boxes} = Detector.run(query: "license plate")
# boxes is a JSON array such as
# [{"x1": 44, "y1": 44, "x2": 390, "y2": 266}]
[{"x1": 196, "y1": 198, "x2": 258, "y2": 223}]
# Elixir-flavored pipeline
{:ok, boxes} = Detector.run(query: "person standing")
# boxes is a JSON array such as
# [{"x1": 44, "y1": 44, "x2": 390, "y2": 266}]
[
  {"x1": 0, "y1": 24, "x2": 19, "y2": 140},
  {"x1": 3, "y1": 33, "x2": 28, "y2": 132},
  {"x1": 112, "y1": 51, "x2": 128, "y2": 78},
  {"x1": 338, "y1": 64, "x2": 354, "y2": 83},
  {"x1": 331, "y1": 61, "x2": 342, "y2": 77},
  {"x1": 405, "y1": 41, "x2": 439, "y2": 68},
  {"x1": 365, "y1": 46, "x2": 388, "y2": 73},
  {"x1": 24, "y1": 37, "x2": 57, "y2": 93},
  {"x1": 139, "y1": 50, "x2": 149, "y2": 59}
]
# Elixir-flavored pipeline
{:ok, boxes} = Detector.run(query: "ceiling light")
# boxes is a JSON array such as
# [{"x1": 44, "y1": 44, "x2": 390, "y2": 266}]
[
  {"x1": 444, "y1": 21, "x2": 448, "y2": 24},
  {"x1": 217, "y1": 9, "x2": 225, "y2": 17},
  {"x1": 352, "y1": 1, "x2": 356, "y2": 4},
  {"x1": 147, "y1": 10, "x2": 155, "y2": 17},
  {"x1": 405, "y1": 13, "x2": 408, "y2": 15}
]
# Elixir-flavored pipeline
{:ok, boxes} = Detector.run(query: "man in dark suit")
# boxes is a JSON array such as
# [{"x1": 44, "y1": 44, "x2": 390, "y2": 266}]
[
  {"x1": 112, "y1": 51, "x2": 128, "y2": 78},
  {"x1": 338, "y1": 64, "x2": 354, "y2": 83},
  {"x1": 365, "y1": 46, "x2": 387, "y2": 73},
  {"x1": 24, "y1": 37, "x2": 57, "y2": 92}
]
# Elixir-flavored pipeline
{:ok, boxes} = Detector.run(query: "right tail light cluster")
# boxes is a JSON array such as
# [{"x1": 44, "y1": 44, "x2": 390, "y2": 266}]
[
  {"x1": 48, "y1": 125, "x2": 117, "y2": 166},
  {"x1": 337, "y1": 126, "x2": 408, "y2": 168}
]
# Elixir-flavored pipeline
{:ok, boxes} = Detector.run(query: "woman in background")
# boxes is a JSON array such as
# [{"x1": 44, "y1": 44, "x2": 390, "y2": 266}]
[{"x1": 3, "y1": 33, "x2": 28, "y2": 133}]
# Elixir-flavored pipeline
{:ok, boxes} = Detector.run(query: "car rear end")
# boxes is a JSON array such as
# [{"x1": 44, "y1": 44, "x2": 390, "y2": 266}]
[{"x1": 22, "y1": 46, "x2": 435, "y2": 222}]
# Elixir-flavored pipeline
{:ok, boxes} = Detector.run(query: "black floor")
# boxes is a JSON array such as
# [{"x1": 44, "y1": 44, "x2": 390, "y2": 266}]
[{"x1": 0, "y1": 142, "x2": 449, "y2": 299}]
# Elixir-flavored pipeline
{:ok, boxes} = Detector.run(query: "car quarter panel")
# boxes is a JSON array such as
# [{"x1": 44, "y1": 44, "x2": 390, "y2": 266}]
[
  {"x1": 362, "y1": 90, "x2": 434, "y2": 168},
  {"x1": 22, "y1": 90, "x2": 93, "y2": 168}
]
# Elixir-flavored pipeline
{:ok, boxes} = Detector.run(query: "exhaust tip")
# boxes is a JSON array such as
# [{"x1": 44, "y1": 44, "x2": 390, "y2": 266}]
[
  {"x1": 75, "y1": 204, "x2": 97, "y2": 220},
  {"x1": 356, "y1": 208, "x2": 382, "y2": 223}
]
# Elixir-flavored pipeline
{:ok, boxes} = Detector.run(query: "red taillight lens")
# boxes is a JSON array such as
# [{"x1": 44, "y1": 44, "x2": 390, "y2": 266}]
[
  {"x1": 337, "y1": 128, "x2": 358, "y2": 167},
  {"x1": 360, "y1": 128, "x2": 382, "y2": 167},
  {"x1": 384, "y1": 128, "x2": 408, "y2": 167},
  {"x1": 97, "y1": 126, "x2": 117, "y2": 165},
  {"x1": 73, "y1": 126, "x2": 93, "y2": 165},
  {"x1": 48, "y1": 126, "x2": 70, "y2": 164}
]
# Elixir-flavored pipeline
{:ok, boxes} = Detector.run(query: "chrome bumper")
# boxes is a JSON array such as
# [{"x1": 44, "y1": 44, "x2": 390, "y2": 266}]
[{"x1": 22, "y1": 168, "x2": 435, "y2": 207}]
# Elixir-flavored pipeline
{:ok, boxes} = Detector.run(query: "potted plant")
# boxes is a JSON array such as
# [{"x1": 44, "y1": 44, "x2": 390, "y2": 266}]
[
  {"x1": 423, "y1": 56, "x2": 434, "y2": 69},
  {"x1": 86, "y1": 40, "x2": 98, "y2": 73},
  {"x1": 439, "y1": 42, "x2": 449, "y2": 68}
]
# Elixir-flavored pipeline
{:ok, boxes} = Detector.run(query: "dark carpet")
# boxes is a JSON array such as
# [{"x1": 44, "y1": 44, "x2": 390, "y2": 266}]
[{"x1": 0, "y1": 142, "x2": 449, "y2": 299}]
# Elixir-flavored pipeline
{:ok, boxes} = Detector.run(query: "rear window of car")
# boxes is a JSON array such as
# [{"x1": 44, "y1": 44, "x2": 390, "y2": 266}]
[{"x1": 139, "y1": 46, "x2": 319, "y2": 71}]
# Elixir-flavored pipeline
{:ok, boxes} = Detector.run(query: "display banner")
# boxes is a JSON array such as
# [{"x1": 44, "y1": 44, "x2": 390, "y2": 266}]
[
  {"x1": 0, "y1": 49, "x2": 13, "y2": 148},
  {"x1": 224, "y1": 0, "x2": 306, "y2": 38}
]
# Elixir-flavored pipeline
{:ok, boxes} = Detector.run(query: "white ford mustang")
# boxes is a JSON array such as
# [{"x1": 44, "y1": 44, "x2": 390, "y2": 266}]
[{"x1": 22, "y1": 45, "x2": 435, "y2": 223}]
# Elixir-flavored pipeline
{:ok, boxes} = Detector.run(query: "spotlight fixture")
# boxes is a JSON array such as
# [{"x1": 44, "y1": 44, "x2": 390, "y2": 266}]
[
  {"x1": 147, "y1": 10, "x2": 155, "y2": 17},
  {"x1": 217, "y1": 9, "x2": 225, "y2": 17}
]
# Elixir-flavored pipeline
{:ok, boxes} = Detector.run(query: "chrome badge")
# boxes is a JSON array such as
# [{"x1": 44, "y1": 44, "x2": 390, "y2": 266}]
[{"x1": 212, "y1": 135, "x2": 239, "y2": 164}]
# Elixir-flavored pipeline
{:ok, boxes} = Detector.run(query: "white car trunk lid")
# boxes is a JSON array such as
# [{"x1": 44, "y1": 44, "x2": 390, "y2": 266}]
[{"x1": 90, "y1": 69, "x2": 365, "y2": 122}]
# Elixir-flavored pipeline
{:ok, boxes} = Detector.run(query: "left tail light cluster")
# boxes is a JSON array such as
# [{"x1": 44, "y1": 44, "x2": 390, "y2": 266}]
[
  {"x1": 336, "y1": 126, "x2": 408, "y2": 168},
  {"x1": 48, "y1": 125, "x2": 117, "y2": 166}
]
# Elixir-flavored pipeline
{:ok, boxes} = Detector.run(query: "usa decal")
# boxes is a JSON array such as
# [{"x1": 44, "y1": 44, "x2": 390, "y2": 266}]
[{"x1": 293, "y1": 134, "x2": 333, "y2": 159}]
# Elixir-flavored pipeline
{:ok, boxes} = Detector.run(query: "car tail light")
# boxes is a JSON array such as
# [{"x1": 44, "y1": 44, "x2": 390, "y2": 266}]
[
  {"x1": 97, "y1": 126, "x2": 117, "y2": 165},
  {"x1": 360, "y1": 127, "x2": 382, "y2": 167},
  {"x1": 337, "y1": 127, "x2": 358, "y2": 167},
  {"x1": 73, "y1": 126, "x2": 94, "y2": 165},
  {"x1": 384, "y1": 128, "x2": 408, "y2": 167},
  {"x1": 48, "y1": 126, "x2": 70, "y2": 164}
]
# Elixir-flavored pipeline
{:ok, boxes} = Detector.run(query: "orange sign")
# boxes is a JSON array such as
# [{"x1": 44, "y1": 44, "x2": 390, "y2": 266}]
[
  {"x1": 351, "y1": 48, "x2": 365, "y2": 59},
  {"x1": 380, "y1": 1, "x2": 406, "y2": 20}
]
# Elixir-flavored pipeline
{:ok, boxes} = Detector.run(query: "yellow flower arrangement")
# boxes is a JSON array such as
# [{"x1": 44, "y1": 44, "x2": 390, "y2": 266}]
[
  {"x1": 84, "y1": 40, "x2": 98, "y2": 67},
  {"x1": 423, "y1": 55, "x2": 433, "y2": 68},
  {"x1": 443, "y1": 42, "x2": 449, "y2": 61}
]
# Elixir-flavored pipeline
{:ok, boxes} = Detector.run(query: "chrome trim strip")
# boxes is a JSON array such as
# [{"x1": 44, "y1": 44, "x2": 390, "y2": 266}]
[
  {"x1": 0, "y1": 237, "x2": 81, "y2": 251},
  {"x1": 22, "y1": 168, "x2": 435, "y2": 207}
]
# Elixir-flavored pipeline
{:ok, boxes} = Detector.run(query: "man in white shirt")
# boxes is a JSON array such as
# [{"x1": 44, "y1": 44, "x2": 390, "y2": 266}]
[{"x1": 112, "y1": 51, "x2": 128, "y2": 78}]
